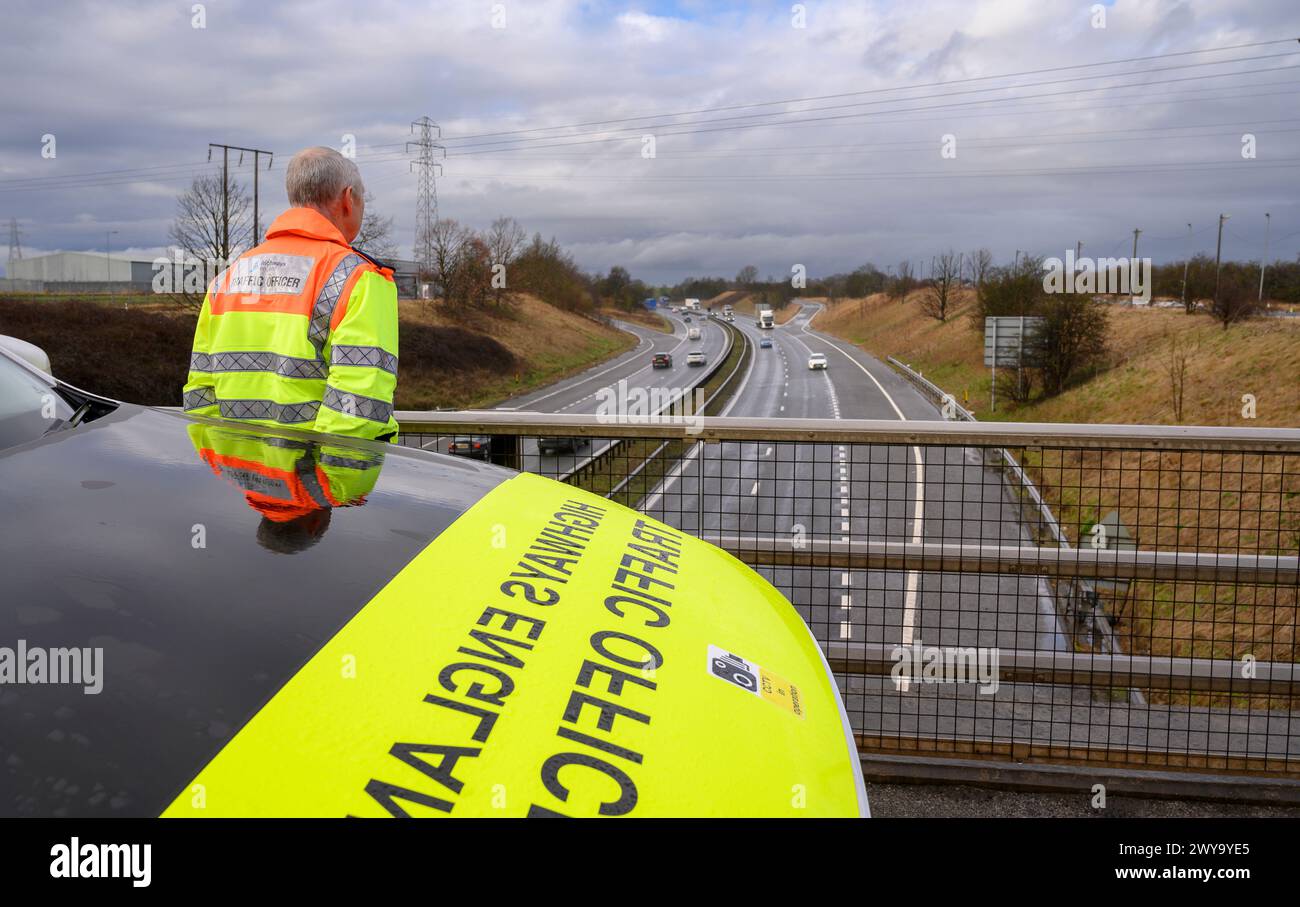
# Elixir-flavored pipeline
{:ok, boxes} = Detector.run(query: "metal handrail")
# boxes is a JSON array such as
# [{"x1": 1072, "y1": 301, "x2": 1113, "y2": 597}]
[
  {"x1": 823, "y1": 642, "x2": 1300, "y2": 695},
  {"x1": 701, "y1": 535, "x2": 1300, "y2": 585},
  {"x1": 395, "y1": 411, "x2": 1300, "y2": 451}
]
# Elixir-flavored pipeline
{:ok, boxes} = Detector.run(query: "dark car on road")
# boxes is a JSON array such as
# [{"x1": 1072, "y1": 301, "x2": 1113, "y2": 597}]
[
  {"x1": 447, "y1": 436, "x2": 491, "y2": 459},
  {"x1": 537, "y1": 436, "x2": 588, "y2": 456},
  {"x1": 652, "y1": 352, "x2": 673, "y2": 368}
]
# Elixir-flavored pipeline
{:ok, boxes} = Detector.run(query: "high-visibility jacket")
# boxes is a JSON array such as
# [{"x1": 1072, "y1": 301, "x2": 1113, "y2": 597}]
[
  {"x1": 182, "y1": 207, "x2": 400, "y2": 441},
  {"x1": 187, "y1": 422, "x2": 383, "y2": 523}
]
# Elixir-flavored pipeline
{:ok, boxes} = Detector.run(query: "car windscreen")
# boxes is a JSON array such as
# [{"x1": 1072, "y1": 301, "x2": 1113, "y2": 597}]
[{"x1": 0, "y1": 353, "x2": 74, "y2": 452}]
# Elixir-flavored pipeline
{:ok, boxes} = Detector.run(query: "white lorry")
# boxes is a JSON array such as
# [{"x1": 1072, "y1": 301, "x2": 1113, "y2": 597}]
[
  {"x1": 684, "y1": 298, "x2": 701, "y2": 312},
  {"x1": 687, "y1": 327, "x2": 701, "y2": 341},
  {"x1": 757, "y1": 308, "x2": 774, "y2": 329}
]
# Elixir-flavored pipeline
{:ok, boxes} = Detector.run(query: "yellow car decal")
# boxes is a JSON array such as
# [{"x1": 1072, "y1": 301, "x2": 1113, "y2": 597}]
[{"x1": 164, "y1": 472, "x2": 865, "y2": 817}]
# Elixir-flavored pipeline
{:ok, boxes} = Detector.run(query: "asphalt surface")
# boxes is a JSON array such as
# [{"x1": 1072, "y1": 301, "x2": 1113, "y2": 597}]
[
  {"x1": 418, "y1": 310, "x2": 728, "y2": 469},
  {"x1": 457, "y1": 303, "x2": 1299, "y2": 810}
]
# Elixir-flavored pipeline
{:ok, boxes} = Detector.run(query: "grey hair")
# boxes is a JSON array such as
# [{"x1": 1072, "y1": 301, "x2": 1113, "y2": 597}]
[{"x1": 285, "y1": 146, "x2": 364, "y2": 208}]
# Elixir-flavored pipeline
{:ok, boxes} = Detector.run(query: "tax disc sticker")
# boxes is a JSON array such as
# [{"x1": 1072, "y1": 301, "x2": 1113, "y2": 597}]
[{"x1": 708, "y1": 645, "x2": 805, "y2": 719}]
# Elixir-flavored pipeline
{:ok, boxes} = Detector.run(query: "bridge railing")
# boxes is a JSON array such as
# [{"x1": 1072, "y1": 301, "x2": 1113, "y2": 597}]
[{"x1": 395, "y1": 412, "x2": 1300, "y2": 788}]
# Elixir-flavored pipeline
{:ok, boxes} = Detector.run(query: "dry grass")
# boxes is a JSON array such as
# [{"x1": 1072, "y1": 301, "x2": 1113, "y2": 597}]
[
  {"x1": 397, "y1": 295, "x2": 634, "y2": 408},
  {"x1": 814, "y1": 291, "x2": 1300, "y2": 705},
  {"x1": 598, "y1": 306, "x2": 672, "y2": 333},
  {"x1": 0, "y1": 293, "x2": 633, "y2": 411},
  {"x1": 704, "y1": 291, "x2": 801, "y2": 323},
  {"x1": 815, "y1": 290, "x2": 1300, "y2": 426}
]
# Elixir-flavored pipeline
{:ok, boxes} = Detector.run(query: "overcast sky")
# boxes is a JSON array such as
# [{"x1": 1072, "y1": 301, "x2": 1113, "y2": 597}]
[{"x1": 1, "y1": 0, "x2": 1297, "y2": 283}]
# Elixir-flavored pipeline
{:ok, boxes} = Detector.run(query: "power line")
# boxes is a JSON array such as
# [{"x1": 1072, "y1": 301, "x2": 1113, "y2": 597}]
[
  {"x1": 441, "y1": 37, "x2": 1300, "y2": 142},
  {"x1": 446, "y1": 120, "x2": 1300, "y2": 161},
  {"x1": 438, "y1": 157, "x2": 1300, "y2": 183},
  {"x1": 446, "y1": 52, "x2": 1300, "y2": 150},
  {"x1": 442, "y1": 62, "x2": 1300, "y2": 155}
]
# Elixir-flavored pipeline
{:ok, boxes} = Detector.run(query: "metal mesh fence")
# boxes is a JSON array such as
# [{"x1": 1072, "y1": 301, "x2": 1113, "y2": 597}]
[{"x1": 398, "y1": 418, "x2": 1300, "y2": 778}]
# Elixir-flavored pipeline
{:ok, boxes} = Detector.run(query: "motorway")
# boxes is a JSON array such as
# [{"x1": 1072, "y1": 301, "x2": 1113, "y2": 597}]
[
  {"x1": 643, "y1": 305, "x2": 1061, "y2": 652},
  {"x1": 425, "y1": 302, "x2": 1294, "y2": 762},
  {"x1": 417, "y1": 309, "x2": 729, "y2": 472}
]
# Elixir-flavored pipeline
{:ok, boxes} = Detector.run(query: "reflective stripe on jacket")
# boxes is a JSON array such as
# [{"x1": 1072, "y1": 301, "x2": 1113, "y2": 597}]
[{"x1": 182, "y1": 207, "x2": 400, "y2": 440}]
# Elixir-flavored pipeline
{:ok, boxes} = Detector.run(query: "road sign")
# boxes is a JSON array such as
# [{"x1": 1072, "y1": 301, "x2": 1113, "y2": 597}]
[
  {"x1": 1091, "y1": 509, "x2": 1137, "y2": 593},
  {"x1": 983, "y1": 316, "x2": 1044, "y2": 367}
]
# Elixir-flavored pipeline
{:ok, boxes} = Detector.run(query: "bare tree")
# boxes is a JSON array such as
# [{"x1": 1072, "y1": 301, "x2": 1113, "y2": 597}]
[
  {"x1": 1210, "y1": 267, "x2": 1260, "y2": 329},
  {"x1": 455, "y1": 234, "x2": 494, "y2": 307},
  {"x1": 735, "y1": 264, "x2": 759, "y2": 286},
  {"x1": 168, "y1": 172, "x2": 251, "y2": 308},
  {"x1": 920, "y1": 249, "x2": 960, "y2": 322},
  {"x1": 1164, "y1": 331, "x2": 1193, "y2": 422},
  {"x1": 888, "y1": 260, "x2": 916, "y2": 301},
  {"x1": 485, "y1": 216, "x2": 526, "y2": 305},
  {"x1": 429, "y1": 218, "x2": 470, "y2": 305},
  {"x1": 1028, "y1": 293, "x2": 1110, "y2": 396},
  {"x1": 353, "y1": 191, "x2": 397, "y2": 261},
  {"x1": 968, "y1": 247, "x2": 993, "y2": 288}
]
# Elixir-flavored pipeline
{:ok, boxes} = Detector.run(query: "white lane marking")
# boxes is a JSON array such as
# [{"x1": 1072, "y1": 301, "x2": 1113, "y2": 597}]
[
  {"x1": 640, "y1": 323, "x2": 757, "y2": 512},
  {"x1": 841, "y1": 572, "x2": 851, "y2": 586},
  {"x1": 500, "y1": 323, "x2": 661, "y2": 408},
  {"x1": 765, "y1": 447, "x2": 773, "y2": 457},
  {"x1": 839, "y1": 622, "x2": 852, "y2": 639},
  {"x1": 840, "y1": 521, "x2": 850, "y2": 531},
  {"x1": 841, "y1": 485, "x2": 848, "y2": 494},
  {"x1": 801, "y1": 303, "x2": 926, "y2": 687},
  {"x1": 750, "y1": 481, "x2": 759, "y2": 496},
  {"x1": 840, "y1": 594, "x2": 852, "y2": 609},
  {"x1": 840, "y1": 508, "x2": 849, "y2": 517}
]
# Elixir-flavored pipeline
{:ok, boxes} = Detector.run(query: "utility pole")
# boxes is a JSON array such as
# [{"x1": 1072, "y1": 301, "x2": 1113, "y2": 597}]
[
  {"x1": 105, "y1": 229, "x2": 118, "y2": 302},
  {"x1": 208, "y1": 143, "x2": 273, "y2": 261},
  {"x1": 1214, "y1": 214, "x2": 1230, "y2": 308},
  {"x1": 1181, "y1": 223, "x2": 1192, "y2": 310},
  {"x1": 1130, "y1": 228, "x2": 1141, "y2": 302},
  {"x1": 407, "y1": 117, "x2": 446, "y2": 282},
  {"x1": 105, "y1": 229, "x2": 118, "y2": 281},
  {"x1": 1259, "y1": 212, "x2": 1271, "y2": 307}
]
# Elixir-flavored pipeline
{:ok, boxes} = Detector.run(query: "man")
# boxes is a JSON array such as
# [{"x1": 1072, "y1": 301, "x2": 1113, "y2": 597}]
[{"x1": 183, "y1": 146, "x2": 399, "y2": 441}]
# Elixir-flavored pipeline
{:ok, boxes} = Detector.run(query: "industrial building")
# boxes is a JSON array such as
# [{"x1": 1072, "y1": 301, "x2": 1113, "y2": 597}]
[
  {"x1": 3, "y1": 251, "x2": 158, "y2": 293},
  {"x1": 2, "y1": 250, "x2": 423, "y2": 297}
]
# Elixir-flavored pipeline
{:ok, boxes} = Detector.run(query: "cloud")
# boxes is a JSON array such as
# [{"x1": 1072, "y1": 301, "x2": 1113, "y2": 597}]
[{"x1": 0, "y1": 0, "x2": 1296, "y2": 284}]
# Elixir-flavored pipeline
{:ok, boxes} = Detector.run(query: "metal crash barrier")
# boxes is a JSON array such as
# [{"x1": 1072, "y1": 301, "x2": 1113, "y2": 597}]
[{"x1": 397, "y1": 412, "x2": 1300, "y2": 797}]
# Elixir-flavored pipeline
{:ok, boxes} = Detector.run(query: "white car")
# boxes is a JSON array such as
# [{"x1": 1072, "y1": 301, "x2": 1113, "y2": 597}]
[
  {"x1": 687, "y1": 351, "x2": 707, "y2": 367},
  {"x1": 808, "y1": 353, "x2": 828, "y2": 370}
]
